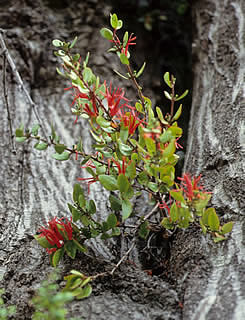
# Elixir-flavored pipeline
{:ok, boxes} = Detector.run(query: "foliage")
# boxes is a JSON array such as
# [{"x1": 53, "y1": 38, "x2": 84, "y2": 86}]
[
  {"x1": 0, "y1": 289, "x2": 16, "y2": 320},
  {"x1": 31, "y1": 272, "x2": 77, "y2": 320},
  {"x1": 15, "y1": 12, "x2": 233, "y2": 302}
]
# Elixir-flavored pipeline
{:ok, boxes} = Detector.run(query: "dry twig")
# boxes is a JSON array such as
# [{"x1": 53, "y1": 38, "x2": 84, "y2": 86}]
[{"x1": 0, "y1": 29, "x2": 48, "y2": 140}]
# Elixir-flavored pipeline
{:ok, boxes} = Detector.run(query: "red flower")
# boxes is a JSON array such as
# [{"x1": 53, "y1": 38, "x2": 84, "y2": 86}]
[
  {"x1": 159, "y1": 201, "x2": 171, "y2": 216},
  {"x1": 38, "y1": 217, "x2": 73, "y2": 254},
  {"x1": 77, "y1": 176, "x2": 98, "y2": 194},
  {"x1": 111, "y1": 156, "x2": 130, "y2": 175},
  {"x1": 122, "y1": 34, "x2": 136, "y2": 55},
  {"x1": 102, "y1": 82, "x2": 129, "y2": 117},
  {"x1": 175, "y1": 137, "x2": 183, "y2": 149},
  {"x1": 178, "y1": 173, "x2": 208, "y2": 201},
  {"x1": 118, "y1": 110, "x2": 141, "y2": 135},
  {"x1": 65, "y1": 86, "x2": 98, "y2": 119},
  {"x1": 65, "y1": 86, "x2": 89, "y2": 106}
]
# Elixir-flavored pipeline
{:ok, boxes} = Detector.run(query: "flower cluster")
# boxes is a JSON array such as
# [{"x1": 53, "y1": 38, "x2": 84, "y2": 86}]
[{"x1": 38, "y1": 217, "x2": 73, "y2": 254}]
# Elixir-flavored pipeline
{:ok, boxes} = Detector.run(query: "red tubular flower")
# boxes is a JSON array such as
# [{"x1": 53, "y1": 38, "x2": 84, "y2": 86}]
[
  {"x1": 77, "y1": 176, "x2": 98, "y2": 193},
  {"x1": 159, "y1": 201, "x2": 171, "y2": 216},
  {"x1": 65, "y1": 86, "x2": 89, "y2": 106},
  {"x1": 123, "y1": 34, "x2": 137, "y2": 55},
  {"x1": 83, "y1": 102, "x2": 98, "y2": 118},
  {"x1": 38, "y1": 217, "x2": 73, "y2": 254},
  {"x1": 102, "y1": 82, "x2": 129, "y2": 117},
  {"x1": 111, "y1": 157, "x2": 130, "y2": 175},
  {"x1": 65, "y1": 86, "x2": 98, "y2": 119},
  {"x1": 178, "y1": 173, "x2": 207, "y2": 201},
  {"x1": 118, "y1": 110, "x2": 141, "y2": 135},
  {"x1": 81, "y1": 159, "x2": 96, "y2": 169},
  {"x1": 175, "y1": 137, "x2": 183, "y2": 149}
]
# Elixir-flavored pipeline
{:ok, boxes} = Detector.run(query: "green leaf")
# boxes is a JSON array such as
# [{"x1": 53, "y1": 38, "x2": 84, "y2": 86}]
[
  {"x1": 135, "y1": 102, "x2": 143, "y2": 113},
  {"x1": 55, "y1": 144, "x2": 66, "y2": 154},
  {"x1": 123, "y1": 185, "x2": 134, "y2": 199},
  {"x1": 164, "y1": 91, "x2": 172, "y2": 100},
  {"x1": 72, "y1": 239, "x2": 87, "y2": 253},
  {"x1": 99, "y1": 174, "x2": 118, "y2": 191},
  {"x1": 138, "y1": 171, "x2": 149, "y2": 185},
  {"x1": 163, "y1": 72, "x2": 171, "y2": 88},
  {"x1": 120, "y1": 53, "x2": 129, "y2": 65},
  {"x1": 156, "y1": 106, "x2": 164, "y2": 122},
  {"x1": 34, "y1": 234, "x2": 53, "y2": 249},
  {"x1": 68, "y1": 203, "x2": 76, "y2": 214},
  {"x1": 168, "y1": 126, "x2": 183, "y2": 137},
  {"x1": 200, "y1": 219, "x2": 207, "y2": 235},
  {"x1": 122, "y1": 199, "x2": 132, "y2": 220},
  {"x1": 16, "y1": 137, "x2": 27, "y2": 143},
  {"x1": 70, "y1": 36, "x2": 78, "y2": 49},
  {"x1": 170, "y1": 190, "x2": 185, "y2": 203},
  {"x1": 221, "y1": 222, "x2": 233, "y2": 234},
  {"x1": 71, "y1": 207, "x2": 81, "y2": 222},
  {"x1": 126, "y1": 161, "x2": 136, "y2": 179},
  {"x1": 31, "y1": 124, "x2": 40, "y2": 136},
  {"x1": 52, "y1": 39, "x2": 63, "y2": 47},
  {"x1": 147, "y1": 182, "x2": 159, "y2": 193},
  {"x1": 52, "y1": 248, "x2": 64, "y2": 267},
  {"x1": 96, "y1": 115, "x2": 111, "y2": 128},
  {"x1": 34, "y1": 142, "x2": 48, "y2": 151},
  {"x1": 175, "y1": 90, "x2": 188, "y2": 101},
  {"x1": 172, "y1": 104, "x2": 182, "y2": 121},
  {"x1": 202, "y1": 208, "x2": 211, "y2": 225},
  {"x1": 110, "y1": 13, "x2": 118, "y2": 29},
  {"x1": 120, "y1": 125, "x2": 129, "y2": 144},
  {"x1": 109, "y1": 194, "x2": 122, "y2": 211},
  {"x1": 100, "y1": 28, "x2": 113, "y2": 40},
  {"x1": 136, "y1": 62, "x2": 146, "y2": 78},
  {"x1": 123, "y1": 31, "x2": 129, "y2": 46},
  {"x1": 160, "y1": 130, "x2": 173, "y2": 144},
  {"x1": 193, "y1": 193, "x2": 211, "y2": 212},
  {"x1": 161, "y1": 217, "x2": 174, "y2": 230},
  {"x1": 170, "y1": 203, "x2": 179, "y2": 222},
  {"x1": 64, "y1": 241, "x2": 77, "y2": 259},
  {"x1": 145, "y1": 137, "x2": 156, "y2": 156},
  {"x1": 88, "y1": 199, "x2": 96, "y2": 214},
  {"x1": 117, "y1": 20, "x2": 123, "y2": 30},
  {"x1": 52, "y1": 151, "x2": 70, "y2": 161},
  {"x1": 213, "y1": 235, "x2": 226, "y2": 243},
  {"x1": 118, "y1": 140, "x2": 133, "y2": 156},
  {"x1": 161, "y1": 140, "x2": 176, "y2": 158},
  {"x1": 113, "y1": 68, "x2": 129, "y2": 79},
  {"x1": 107, "y1": 213, "x2": 117, "y2": 229},
  {"x1": 73, "y1": 184, "x2": 84, "y2": 203},
  {"x1": 207, "y1": 208, "x2": 220, "y2": 231},
  {"x1": 139, "y1": 221, "x2": 149, "y2": 239},
  {"x1": 117, "y1": 174, "x2": 129, "y2": 193},
  {"x1": 83, "y1": 67, "x2": 93, "y2": 83},
  {"x1": 79, "y1": 194, "x2": 86, "y2": 208},
  {"x1": 76, "y1": 284, "x2": 92, "y2": 299},
  {"x1": 111, "y1": 227, "x2": 121, "y2": 236},
  {"x1": 81, "y1": 215, "x2": 90, "y2": 227},
  {"x1": 16, "y1": 127, "x2": 24, "y2": 137}
]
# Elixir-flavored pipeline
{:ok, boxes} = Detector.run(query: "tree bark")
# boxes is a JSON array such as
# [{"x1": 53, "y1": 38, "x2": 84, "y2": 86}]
[
  {"x1": 169, "y1": 0, "x2": 245, "y2": 319},
  {"x1": 1, "y1": 0, "x2": 244, "y2": 319}
]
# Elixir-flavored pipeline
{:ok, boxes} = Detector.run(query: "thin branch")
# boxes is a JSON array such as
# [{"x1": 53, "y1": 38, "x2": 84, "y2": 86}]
[
  {"x1": 110, "y1": 237, "x2": 137, "y2": 275},
  {"x1": 90, "y1": 202, "x2": 160, "y2": 279},
  {"x1": 2, "y1": 53, "x2": 16, "y2": 154},
  {"x1": 110, "y1": 201, "x2": 160, "y2": 275},
  {"x1": 0, "y1": 29, "x2": 48, "y2": 140}
]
